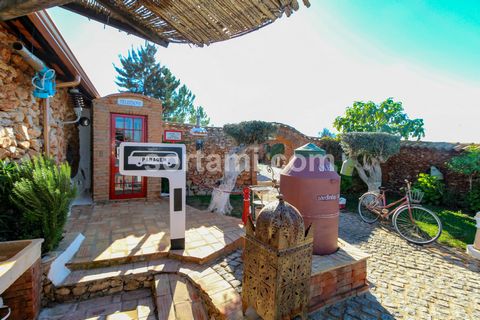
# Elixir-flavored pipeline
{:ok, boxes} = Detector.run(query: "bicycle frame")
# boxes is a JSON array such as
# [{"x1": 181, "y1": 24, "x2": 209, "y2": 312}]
[{"x1": 366, "y1": 189, "x2": 417, "y2": 221}]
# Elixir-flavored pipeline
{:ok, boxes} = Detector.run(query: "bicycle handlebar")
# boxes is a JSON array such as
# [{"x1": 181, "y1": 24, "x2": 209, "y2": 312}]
[{"x1": 404, "y1": 179, "x2": 412, "y2": 193}]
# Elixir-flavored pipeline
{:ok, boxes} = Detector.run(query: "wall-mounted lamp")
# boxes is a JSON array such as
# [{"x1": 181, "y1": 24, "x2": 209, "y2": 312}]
[{"x1": 190, "y1": 109, "x2": 208, "y2": 150}]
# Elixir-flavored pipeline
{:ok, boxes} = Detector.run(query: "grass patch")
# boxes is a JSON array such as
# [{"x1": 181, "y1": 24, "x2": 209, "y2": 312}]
[
  {"x1": 187, "y1": 195, "x2": 243, "y2": 218},
  {"x1": 424, "y1": 206, "x2": 476, "y2": 249},
  {"x1": 342, "y1": 193, "x2": 476, "y2": 250}
]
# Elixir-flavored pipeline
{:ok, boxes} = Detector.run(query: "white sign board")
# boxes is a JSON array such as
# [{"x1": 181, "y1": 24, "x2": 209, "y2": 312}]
[
  {"x1": 117, "y1": 98, "x2": 144, "y2": 107},
  {"x1": 119, "y1": 142, "x2": 186, "y2": 249}
]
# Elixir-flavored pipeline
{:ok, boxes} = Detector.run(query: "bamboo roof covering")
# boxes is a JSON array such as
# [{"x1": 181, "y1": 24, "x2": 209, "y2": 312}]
[{"x1": 63, "y1": 0, "x2": 311, "y2": 47}]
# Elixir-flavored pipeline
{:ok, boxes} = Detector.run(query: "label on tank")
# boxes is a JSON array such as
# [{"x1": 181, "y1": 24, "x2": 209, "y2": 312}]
[{"x1": 316, "y1": 194, "x2": 339, "y2": 201}]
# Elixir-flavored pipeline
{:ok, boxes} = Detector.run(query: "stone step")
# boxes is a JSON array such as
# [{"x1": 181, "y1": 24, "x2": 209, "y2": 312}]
[
  {"x1": 49, "y1": 256, "x2": 242, "y2": 319},
  {"x1": 153, "y1": 273, "x2": 208, "y2": 320},
  {"x1": 39, "y1": 289, "x2": 156, "y2": 320}
]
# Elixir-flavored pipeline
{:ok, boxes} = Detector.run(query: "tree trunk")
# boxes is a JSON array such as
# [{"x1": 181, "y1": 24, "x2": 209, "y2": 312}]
[
  {"x1": 208, "y1": 147, "x2": 246, "y2": 215},
  {"x1": 353, "y1": 158, "x2": 382, "y2": 192}
]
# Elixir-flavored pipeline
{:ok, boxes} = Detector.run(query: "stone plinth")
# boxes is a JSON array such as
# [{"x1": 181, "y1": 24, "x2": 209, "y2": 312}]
[{"x1": 309, "y1": 239, "x2": 370, "y2": 312}]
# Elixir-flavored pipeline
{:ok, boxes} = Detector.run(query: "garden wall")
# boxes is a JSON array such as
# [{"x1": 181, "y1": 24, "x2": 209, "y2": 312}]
[
  {"x1": 164, "y1": 122, "x2": 476, "y2": 196},
  {"x1": 0, "y1": 24, "x2": 78, "y2": 165},
  {"x1": 382, "y1": 141, "x2": 476, "y2": 194},
  {"x1": 162, "y1": 122, "x2": 343, "y2": 195}
]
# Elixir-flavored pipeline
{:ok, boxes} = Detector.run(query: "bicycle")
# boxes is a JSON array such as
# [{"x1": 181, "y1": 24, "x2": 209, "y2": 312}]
[{"x1": 358, "y1": 180, "x2": 442, "y2": 245}]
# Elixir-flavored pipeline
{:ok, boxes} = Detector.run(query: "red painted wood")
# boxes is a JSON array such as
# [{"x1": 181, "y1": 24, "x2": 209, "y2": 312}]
[{"x1": 109, "y1": 113, "x2": 147, "y2": 200}]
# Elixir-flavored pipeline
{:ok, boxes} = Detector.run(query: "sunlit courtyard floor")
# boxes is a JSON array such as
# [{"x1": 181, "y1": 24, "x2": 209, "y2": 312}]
[{"x1": 66, "y1": 200, "x2": 244, "y2": 268}]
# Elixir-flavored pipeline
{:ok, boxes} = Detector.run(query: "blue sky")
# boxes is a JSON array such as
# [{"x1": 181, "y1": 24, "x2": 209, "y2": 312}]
[{"x1": 48, "y1": 1, "x2": 480, "y2": 142}]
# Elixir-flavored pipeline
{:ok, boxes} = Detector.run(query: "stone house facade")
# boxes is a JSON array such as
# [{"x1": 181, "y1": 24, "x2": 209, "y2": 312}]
[{"x1": 0, "y1": 12, "x2": 98, "y2": 171}]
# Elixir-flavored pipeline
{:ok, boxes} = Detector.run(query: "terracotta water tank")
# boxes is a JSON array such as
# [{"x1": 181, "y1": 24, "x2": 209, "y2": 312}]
[{"x1": 280, "y1": 143, "x2": 340, "y2": 255}]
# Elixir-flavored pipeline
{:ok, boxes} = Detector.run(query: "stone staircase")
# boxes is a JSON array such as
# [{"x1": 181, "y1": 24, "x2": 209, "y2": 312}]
[{"x1": 44, "y1": 257, "x2": 243, "y2": 320}]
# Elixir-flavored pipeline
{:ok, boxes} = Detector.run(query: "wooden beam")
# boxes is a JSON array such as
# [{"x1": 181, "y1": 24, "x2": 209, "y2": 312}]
[
  {"x1": 95, "y1": 0, "x2": 169, "y2": 47},
  {"x1": 0, "y1": 0, "x2": 74, "y2": 20}
]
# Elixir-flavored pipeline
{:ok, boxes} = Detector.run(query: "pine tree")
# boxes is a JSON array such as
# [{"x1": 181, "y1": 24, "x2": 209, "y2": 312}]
[{"x1": 115, "y1": 43, "x2": 210, "y2": 125}]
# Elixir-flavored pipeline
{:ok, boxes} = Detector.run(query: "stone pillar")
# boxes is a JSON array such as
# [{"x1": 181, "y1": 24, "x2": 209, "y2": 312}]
[{"x1": 466, "y1": 212, "x2": 480, "y2": 259}]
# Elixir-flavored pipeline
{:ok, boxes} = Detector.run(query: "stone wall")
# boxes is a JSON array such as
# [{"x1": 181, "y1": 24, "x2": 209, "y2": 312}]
[
  {"x1": 164, "y1": 122, "x2": 476, "y2": 196},
  {"x1": 382, "y1": 142, "x2": 475, "y2": 194},
  {"x1": 0, "y1": 24, "x2": 78, "y2": 165}
]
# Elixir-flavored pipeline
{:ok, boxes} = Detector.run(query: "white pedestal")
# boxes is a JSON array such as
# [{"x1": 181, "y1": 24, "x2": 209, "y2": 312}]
[{"x1": 466, "y1": 245, "x2": 480, "y2": 260}]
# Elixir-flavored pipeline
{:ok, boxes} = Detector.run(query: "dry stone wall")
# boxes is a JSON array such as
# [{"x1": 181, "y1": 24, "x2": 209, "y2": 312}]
[
  {"x1": 0, "y1": 24, "x2": 78, "y2": 165},
  {"x1": 164, "y1": 122, "x2": 476, "y2": 195}
]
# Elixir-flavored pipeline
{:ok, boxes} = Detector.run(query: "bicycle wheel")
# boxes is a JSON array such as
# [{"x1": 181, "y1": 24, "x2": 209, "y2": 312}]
[
  {"x1": 358, "y1": 192, "x2": 381, "y2": 223},
  {"x1": 393, "y1": 205, "x2": 442, "y2": 245}
]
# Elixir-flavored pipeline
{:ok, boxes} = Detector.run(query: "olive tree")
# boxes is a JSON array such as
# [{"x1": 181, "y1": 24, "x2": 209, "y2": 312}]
[
  {"x1": 209, "y1": 121, "x2": 277, "y2": 214},
  {"x1": 340, "y1": 132, "x2": 400, "y2": 191}
]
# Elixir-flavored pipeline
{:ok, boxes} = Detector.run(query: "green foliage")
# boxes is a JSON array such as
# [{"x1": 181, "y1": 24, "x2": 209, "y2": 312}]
[
  {"x1": 413, "y1": 173, "x2": 444, "y2": 205},
  {"x1": 8, "y1": 156, "x2": 77, "y2": 253},
  {"x1": 334, "y1": 98, "x2": 425, "y2": 140},
  {"x1": 465, "y1": 186, "x2": 480, "y2": 212},
  {"x1": 114, "y1": 43, "x2": 210, "y2": 125},
  {"x1": 318, "y1": 137, "x2": 343, "y2": 163},
  {"x1": 340, "y1": 132, "x2": 400, "y2": 162},
  {"x1": 223, "y1": 121, "x2": 277, "y2": 145},
  {"x1": 265, "y1": 143, "x2": 285, "y2": 161},
  {"x1": 0, "y1": 160, "x2": 22, "y2": 240},
  {"x1": 318, "y1": 128, "x2": 336, "y2": 138},
  {"x1": 447, "y1": 146, "x2": 480, "y2": 191}
]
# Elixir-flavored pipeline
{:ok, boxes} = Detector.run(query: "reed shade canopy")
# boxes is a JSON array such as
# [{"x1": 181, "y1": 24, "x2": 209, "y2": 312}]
[{"x1": 62, "y1": 0, "x2": 311, "y2": 47}]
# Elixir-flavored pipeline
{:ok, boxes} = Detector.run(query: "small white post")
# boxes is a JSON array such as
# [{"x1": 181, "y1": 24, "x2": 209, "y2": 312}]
[{"x1": 466, "y1": 212, "x2": 480, "y2": 259}]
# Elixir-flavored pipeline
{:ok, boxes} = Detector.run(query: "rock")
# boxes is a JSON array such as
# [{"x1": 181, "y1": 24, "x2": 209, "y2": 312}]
[
  {"x1": 7, "y1": 146, "x2": 15, "y2": 154},
  {"x1": 13, "y1": 110, "x2": 24, "y2": 122},
  {"x1": 30, "y1": 139, "x2": 42, "y2": 151},
  {"x1": 108, "y1": 286, "x2": 123, "y2": 294},
  {"x1": 28, "y1": 126, "x2": 42, "y2": 138},
  {"x1": 0, "y1": 118, "x2": 13, "y2": 126},
  {"x1": 14, "y1": 124, "x2": 29, "y2": 140},
  {"x1": 55, "y1": 287, "x2": 70, "y2": 296},
  {"x1": 0, "y1": 100, "x2": 18, "y2": 111},
  {"x1": 0, "y1": 148, "x2": 9, "y2": 160},
  {"x1": 0, "y1": 137, "x2": 11, "y2": 148},
  {"x1": 5, "y1": 127, "x2": 14, "y2": 138},
  {"x1": 15, "y1": 86, "x2": 29, "y2": 100},
  {"x1": 124, "y1": 279, "x2": 140, "y2": 291},
  {"x1": 20, "y1": 153, "x2": 30, "y2": 162},
  {"x1": 72, "y1": 286, "x2": 87, "y2": 296},
  {"x1": 88, "y1": 281, "x2": 109, "y2": 292},
  {"x1": 43, "y1": 284, "x2": 52, "y2": 294},
  {"x1": 18, "y1": 140, "x2": 30, "y2": 149},
  {"x1": 25, "y1": 115, "x2": 34, "y2": 126},
  {"x1": 109, "y1": 279, "x2": 123, "y2": 287}
]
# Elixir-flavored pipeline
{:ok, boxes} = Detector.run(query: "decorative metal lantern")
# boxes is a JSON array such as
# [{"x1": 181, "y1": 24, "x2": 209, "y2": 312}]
[{"x1": 242, "y1": 195, "x2": 313, "y2": 320}]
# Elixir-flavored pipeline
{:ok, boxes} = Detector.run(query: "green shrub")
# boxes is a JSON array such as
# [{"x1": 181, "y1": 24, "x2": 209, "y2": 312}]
[
  {"x1": 465, "y1": 186, "x2": 480, "y2": 213},
  {"x1": 224, "y1": 121, "x2": 277, "y2": 145},
  {"x1": 10, "y1": 156, "x2": 76, "y2": 252},
  {"x1": 413, "y1": 173, "x2": 444, "y2": 205},
  {"x1": 0, "y1": 160, "x2": 23, "y2": 241}
]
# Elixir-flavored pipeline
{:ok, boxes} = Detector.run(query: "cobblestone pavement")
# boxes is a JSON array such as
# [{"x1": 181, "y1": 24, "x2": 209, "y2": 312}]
[{"x1": 210, "y1": 211, "x2": 480, "y2": 320}]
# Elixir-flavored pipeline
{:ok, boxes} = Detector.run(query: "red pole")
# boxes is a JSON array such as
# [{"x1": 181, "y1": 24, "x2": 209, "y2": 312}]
[{"x1": 242, "y1": 187, "x2": 251, "y2": 225}]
